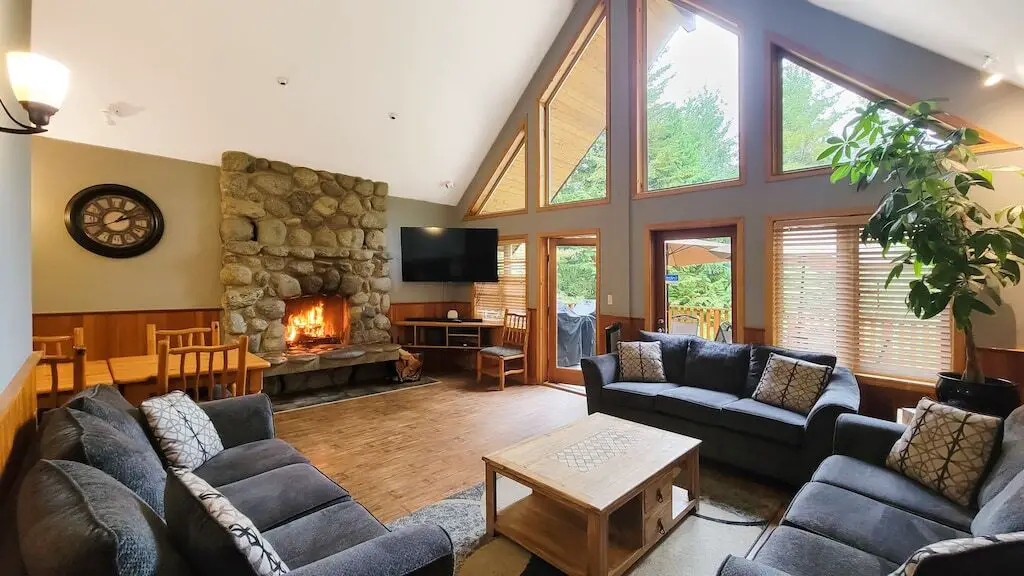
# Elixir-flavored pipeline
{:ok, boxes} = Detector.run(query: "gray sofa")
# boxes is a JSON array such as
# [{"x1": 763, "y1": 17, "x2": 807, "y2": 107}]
[
  {"x1": 581, "y1": 332, "x2": 860, "y2": 485},
  {"x1": 12, "y1": 385, "x2": 454, "y2": 576},
  {"x1": 719, "y1": 411, "x2": 1024, "y2": 575}
]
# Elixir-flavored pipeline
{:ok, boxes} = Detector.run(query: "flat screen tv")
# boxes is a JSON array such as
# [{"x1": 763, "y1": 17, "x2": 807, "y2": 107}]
[{"x1": 400, "y1": 227, "x2": 499, "y2": 282}]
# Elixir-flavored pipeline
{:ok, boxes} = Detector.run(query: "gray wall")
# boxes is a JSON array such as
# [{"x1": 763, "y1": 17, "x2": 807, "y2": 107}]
[
  {"x1": 385, "y1": 196, "x2": 472, "y2": 303},
  {"x1": 0, "y1": 0, "x2": 32, "y2": 389},
  {"x1": 456, "y1": 0, "x2": 1024, "y2": 348}
]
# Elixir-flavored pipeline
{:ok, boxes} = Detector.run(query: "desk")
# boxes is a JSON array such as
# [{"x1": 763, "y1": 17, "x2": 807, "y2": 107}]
[
  {"x1": 107, "y1": 351, "x2": 270, "y2": 398},
  {"x1": 35, "y1": 360, "x2": 114, "y2": 403}
]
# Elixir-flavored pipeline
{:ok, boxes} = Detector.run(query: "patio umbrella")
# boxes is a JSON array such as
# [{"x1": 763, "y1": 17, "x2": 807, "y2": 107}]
[{"x1": 665, "y1": 239, "x2": 731, "y2": 267}]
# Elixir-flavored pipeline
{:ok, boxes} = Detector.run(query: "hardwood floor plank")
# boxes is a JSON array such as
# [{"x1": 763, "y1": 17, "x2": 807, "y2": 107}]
[{"x1": 274, "y1": 374, "x2": 588, "y2": 523}]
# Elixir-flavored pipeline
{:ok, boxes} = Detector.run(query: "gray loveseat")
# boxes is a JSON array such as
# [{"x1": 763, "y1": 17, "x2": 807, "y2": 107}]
[
  {"x1": 12, "y1": 385, "x2": 454, "y2": 576},
  {"x1": 719, "y1": 411, "x2": 1024, "y2": 575},
  {"x1": 581, "y1": 332, "x2": 860, "y2": 485}
]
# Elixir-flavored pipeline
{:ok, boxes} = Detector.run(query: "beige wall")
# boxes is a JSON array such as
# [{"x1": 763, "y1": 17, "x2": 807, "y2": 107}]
[
  {"x1": 0, "y1": 0, "x2": 33, "y2": 388},
  {"x1": 32, "y1": 138, "x2": 223, "y2": 312}
]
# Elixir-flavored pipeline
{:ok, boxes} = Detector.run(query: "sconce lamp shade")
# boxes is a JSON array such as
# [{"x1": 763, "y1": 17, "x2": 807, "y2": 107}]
[{"x1": 6, "y1": 52, "x2": 69, "y2": 127}]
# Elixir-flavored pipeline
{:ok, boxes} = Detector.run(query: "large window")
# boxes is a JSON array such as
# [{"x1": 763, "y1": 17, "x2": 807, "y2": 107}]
[
  {"x1": 540, "y1": 5, "x2": 608, "y2": 208},
  {"x1": 640, "y1": 0, "x2": 740, "y2": 195},
  {"x1": 466, "y1": 128, "x2": 527, "y2": 218},
  {"x1": 771, "y1": 215, "x2": 952, "y2": 381},
  {"x1": 473, "y1": 238, "x2": 527, "y2": 320},
  {"x1": 772, "y1": 46, "x2": 1016, "y2": 176}
]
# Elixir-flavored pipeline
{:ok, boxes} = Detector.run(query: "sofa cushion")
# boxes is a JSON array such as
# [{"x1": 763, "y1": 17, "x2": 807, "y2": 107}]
[
  {"x1": 194, "y1": 438, "x2": 309, "y2": 487},
  {"x1": 886, "y1": 398, "x2": 1002, "y2": 507},
  {"x1": 218, "y1": 463, "x2": 351, "y2": 531},
  {"x1": 683, "y1": 338, "x2": 750, "y2": 395},
  {"x1": 65, "y1": 387, "x2": 152, "y2": 449},
  {"x1": 747, "y1": 345, "x2": 836, "y2": 398},
  {"x1": 618, "y1": 341, "x2": 667, "y2": 382},
  {"x1": 264, "y1": 500, "x2": 388, "y2": 568},
  {"x1": 720, "y1": 398, "x2": 806, "y2": 446},
  {"x1": 972, "y1": 468, "x2": 1024, "y2": 535},
  {"x1": 17, "y1": 460, "x2": 191, "y2": 576},
  {"x1": 978, "y1": 403, "x2": 1024, "y2": 507},
  {"x1": 639, "y1": 331, "x2": 693, "y2": 384},
  {"x1": 753, "y1": 526, "x2": 897, "y2": 576},
  {"x1": 813, "y1": 455, "x2": 974, "y2": 531},
  {"x1": 40, "y1": 408, "x2": 167, "y2": 517},
  {"x1": 142, "y1": 391, "x2": 225, "y2": 472},
  {"x1": 890, "y1": 531, "x2": 1024, "y2": 576},
  {"x1": 783, "y1": 482, "x2": 970, "y2": 564},
  {"x1": 751, "y1": 353, "x2": 832, "y2": 415},
  {"x1": 654, "y1": 386, "x2": 738, "y2": 426},
  {"x1": 602, "y1": 382, "x2": 679, "y2": 411},
  {"x1": 166, "y1": 470, "x2": 289, "y2": 576}
]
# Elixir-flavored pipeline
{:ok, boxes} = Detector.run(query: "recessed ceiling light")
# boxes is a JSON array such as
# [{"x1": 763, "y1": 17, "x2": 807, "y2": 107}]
[
  {"x1": 387, "y1": 112, "x2": 399, "y2": 120},
  {"x1": 441, "y1": 180, "x2": 455, "y2": 190},
  {"x1": 982, "y1": 55, "x2": 1003, "y2": 87},
  {"x1": 276, "y1": 76, "x2": 289, "y2": 86}
]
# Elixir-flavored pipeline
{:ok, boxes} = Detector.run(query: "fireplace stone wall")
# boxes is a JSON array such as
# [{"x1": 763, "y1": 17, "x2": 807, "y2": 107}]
[{"x1": 218, "y1": 151, "x2": 392, "y2": 362}]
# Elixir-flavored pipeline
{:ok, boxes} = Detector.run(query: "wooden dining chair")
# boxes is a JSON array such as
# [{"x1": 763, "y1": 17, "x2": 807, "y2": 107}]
[
  {"x1": 157, "y1": 335, "x2": 248, "y2": 401},
  {"x1": 146, "y1": 321, "x2": 221, "y2": 355},
  {"x1": 33, "y1": 327, "x2": 87, "y2": 409},
  {"x1": 477, "y1": 309, "x2": 529, "y2": 391}
]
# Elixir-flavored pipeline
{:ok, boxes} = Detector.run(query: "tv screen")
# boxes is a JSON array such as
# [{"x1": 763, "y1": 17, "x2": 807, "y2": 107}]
[{"x1": 400, "y1": 227, "x2": 499, "y2": 282}]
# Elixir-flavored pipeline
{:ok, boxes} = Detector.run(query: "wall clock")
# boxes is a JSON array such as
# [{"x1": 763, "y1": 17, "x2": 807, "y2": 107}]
[{"x1": 64, "y1": 184, "x2": 164, "y2": 258}]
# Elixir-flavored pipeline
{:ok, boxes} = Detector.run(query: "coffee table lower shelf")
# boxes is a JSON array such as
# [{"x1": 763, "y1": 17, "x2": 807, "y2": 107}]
[{"x1": 495, "y1": 492, "x2": 642, "y2": 576}]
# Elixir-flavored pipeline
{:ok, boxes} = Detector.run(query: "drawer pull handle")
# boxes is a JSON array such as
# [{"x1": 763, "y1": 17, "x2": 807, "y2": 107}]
[
  {"x1": 656, "y1": 489, "x2": 664, "y2": 504},
  {"x1": 657, "y1": 519, "x2": 665, "y2": 535}
]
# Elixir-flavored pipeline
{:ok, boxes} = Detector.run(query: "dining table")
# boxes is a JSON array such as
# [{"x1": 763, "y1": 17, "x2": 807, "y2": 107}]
[{"x1": 34, "y1": 360, "x2": 115, "y2": 404}]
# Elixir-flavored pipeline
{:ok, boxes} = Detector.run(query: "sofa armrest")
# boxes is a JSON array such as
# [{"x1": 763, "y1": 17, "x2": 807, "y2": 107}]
[
  {"x1": 289, "y1": 525, "x2": 454, "y2": 576},
  {"x1": 834, "y1": 413, "x2": 906, "y2": 466},
  {"x1": 717, "y1": 556, "x2": 794, "y2": 576},
  {"x1": 581, "y1": 353, "x2": 618, "y2": 415},
  {"x1": 200, "y1": 393, "x2": 275, "y2": 449},
  {"x1": 802, "y1": 368, "x2": 860, "y2": 468}
]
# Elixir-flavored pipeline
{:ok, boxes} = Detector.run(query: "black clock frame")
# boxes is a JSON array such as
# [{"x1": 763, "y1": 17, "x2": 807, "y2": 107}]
[{"x1": 64, "y1": 184, "x2": 165, "y2": 259}]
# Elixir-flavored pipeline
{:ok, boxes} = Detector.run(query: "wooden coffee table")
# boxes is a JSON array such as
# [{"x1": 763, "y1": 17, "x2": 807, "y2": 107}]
[{"x1": 483, "y1": 413, "x2": 701, "y2": 576}]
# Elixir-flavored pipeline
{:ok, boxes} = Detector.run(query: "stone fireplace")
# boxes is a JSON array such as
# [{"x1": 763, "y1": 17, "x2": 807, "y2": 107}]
[{"x1": 217, "y1": 151, "x2": 396, "y2": 374}]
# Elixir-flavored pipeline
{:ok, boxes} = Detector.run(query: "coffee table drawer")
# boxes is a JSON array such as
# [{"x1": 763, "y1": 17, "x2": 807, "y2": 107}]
[
  {"x1": 644, "y1": 503, "x2": 672, "y2": 545},
  {"x1": 643, "y1": 468, "x2": 678, "y2": 513}
]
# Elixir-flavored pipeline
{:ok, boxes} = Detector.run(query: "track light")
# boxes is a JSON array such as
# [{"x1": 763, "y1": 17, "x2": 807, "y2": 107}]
[{"x1": 982, "y1": 55, "x2": 1003, "y2": 87}]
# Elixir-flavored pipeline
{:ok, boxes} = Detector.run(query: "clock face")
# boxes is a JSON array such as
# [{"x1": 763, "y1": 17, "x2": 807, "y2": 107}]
[{"x1": 65, "y1": 185, "x2": 164, "y2": 258}]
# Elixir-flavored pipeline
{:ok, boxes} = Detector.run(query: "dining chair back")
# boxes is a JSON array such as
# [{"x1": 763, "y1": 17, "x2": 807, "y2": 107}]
[
  {"x1": 32, "y1": 327, "x2": 86, "y2": 409},
  {"x1": 146, "y1": 321, "x2": 221, "y2": 355},
  {"x1": 157, "y1": 335, "x2": 248, "y2": 401}
]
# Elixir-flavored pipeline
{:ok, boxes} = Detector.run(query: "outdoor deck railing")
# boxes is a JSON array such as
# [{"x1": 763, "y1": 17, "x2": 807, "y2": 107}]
[{"x1": 668, "y1": 306, "x2": 731, "y2": 340}]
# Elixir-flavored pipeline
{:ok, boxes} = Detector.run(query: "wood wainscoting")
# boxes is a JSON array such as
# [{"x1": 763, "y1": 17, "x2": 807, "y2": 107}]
[
  {"x1": 0, "y1": 352, "x2": 41, "y2": 502},
  {"x1": 33, "y1": 309, "x2": 221, "y2": 361}
]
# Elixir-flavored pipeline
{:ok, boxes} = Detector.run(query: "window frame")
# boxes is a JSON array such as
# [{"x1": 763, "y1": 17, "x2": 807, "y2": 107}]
[
  {"x1": 472, "y1": 235, "x2": 529, "y2": 321},
  {"x1": 764, "y1": 208, "x2": 961, "y2": 390},
  {"x1": 464, "y1": 123, "x2": 529, "y2": 220},
  {"x1": 768, "y1": 37, "x2": 1020, "y2": 181},
  {"x1": 536, "y1": 1, "x2": 611, "y2": 212},
  {"x1": 632, "y1": 0, "x2": 745, "y2": 200}
]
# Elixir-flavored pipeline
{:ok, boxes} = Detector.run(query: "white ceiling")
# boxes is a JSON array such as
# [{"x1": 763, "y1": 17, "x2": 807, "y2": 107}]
[
  {"x1": 810, "y1": 0, "x2": 1024, "y2": 88},
  {"x1": 30, "y1": 0, "x2": 574, "y2": 205}
]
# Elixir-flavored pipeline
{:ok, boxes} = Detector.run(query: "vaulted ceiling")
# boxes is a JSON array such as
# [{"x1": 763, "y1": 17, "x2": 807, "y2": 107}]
[{"x1": 29, "y1": 0, "x2": 574, "y2": 204}]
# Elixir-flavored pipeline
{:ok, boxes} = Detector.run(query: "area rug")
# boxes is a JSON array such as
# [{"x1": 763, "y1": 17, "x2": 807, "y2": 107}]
[
  {"x1": 387, "y1": 464, "x2": 791, "y2": 575},
  {"x1": 271, "y1": 376, "x2": 439, "y2": 413}
]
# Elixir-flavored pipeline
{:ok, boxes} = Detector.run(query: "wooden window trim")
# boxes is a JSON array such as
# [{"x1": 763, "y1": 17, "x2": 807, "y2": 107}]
[
  {"x1": 464, "y1": 123, "x2": 529, "y2": 220},
  {"x1": 632, "y1": 0, "x2": 745, "y2": 200},
  {"x1": 763, "y1": 207, "x2": 959, "y2": 386},
  {"x1": 767, "y1": 34, "x2": 1020, "y2": 181},
  {"x1": 537, "y1": 1, "x2": 610, "y2": 210},
  {"x1": 471, "y1": 235, "x2": 529, "y2": 319}
]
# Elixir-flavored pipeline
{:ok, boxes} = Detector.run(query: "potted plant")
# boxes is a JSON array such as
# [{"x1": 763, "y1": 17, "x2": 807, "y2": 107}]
[{"x1": 826, "y1": 100, "x2": 1023, "y2": 417}]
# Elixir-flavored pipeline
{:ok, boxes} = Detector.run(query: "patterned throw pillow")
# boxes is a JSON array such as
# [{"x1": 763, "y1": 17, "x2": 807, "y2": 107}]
[
  {"x1": 889, "y1": 531, "x2": 1024, "y2": 576},
  {"x1": 174, "y1": 470, "x2": 289, "y2": 575},
  {"x1": 886, "y1": 398, "x2": 1002, "y2": 507},
  {"x1": 140, "y1": 390, "x2": 224, "y2": 471},
  {"x1": 618, "y1": 341, "x2": 667, "y2": 383},
  {"x1": 751, "y1": 353, "x2": 832, "y2": 415}
]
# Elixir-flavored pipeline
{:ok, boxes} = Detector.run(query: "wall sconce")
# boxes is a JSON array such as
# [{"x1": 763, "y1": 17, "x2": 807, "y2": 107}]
[{"x1": 1, "y1": 52, "x2": 69, "y2": 135}]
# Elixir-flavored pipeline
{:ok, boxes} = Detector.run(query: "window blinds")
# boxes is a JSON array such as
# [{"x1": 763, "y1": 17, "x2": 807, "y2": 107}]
[
  {"x1": 772, "y1": 216, "x2": 952, "y2": 381},
  {"x1": 474, "y1": 240, "x2": 527, "y2": 320}
]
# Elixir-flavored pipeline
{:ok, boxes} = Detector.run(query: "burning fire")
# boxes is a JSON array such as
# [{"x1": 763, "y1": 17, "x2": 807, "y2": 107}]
[{"x1": 286, "y1": 302, "x2": 328, "y2": 343}]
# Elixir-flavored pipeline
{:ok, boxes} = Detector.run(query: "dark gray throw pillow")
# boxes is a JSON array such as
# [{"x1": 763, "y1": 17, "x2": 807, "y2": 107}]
[
  {"x1": 972, "y1": 468, "x2": 1024, "y2": 535},
  {"x1": 639, "y1": 331, "x2": 694, "y2": 384},
  {"x1": 746, "y1": 345, "x2": 837, "y2": 398},
  {"x1": 40, "y1": 408, "x2": 167, "y2": 517},
  {"x1": 17, "y1": 460, "x2": 191, "y2": 576},
  {"x1": 683, "y1": 338, "x2": 751, "y2": 395}
]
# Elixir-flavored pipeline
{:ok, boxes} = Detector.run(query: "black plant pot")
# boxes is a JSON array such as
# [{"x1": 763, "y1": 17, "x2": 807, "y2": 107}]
[{"x1": 935, "y1": 372, "x2": 1021, "y2": 418}]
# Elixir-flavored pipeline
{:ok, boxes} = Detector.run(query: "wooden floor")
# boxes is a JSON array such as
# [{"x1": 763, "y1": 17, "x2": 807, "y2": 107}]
[{"x1": 274, "y1": 374, "x2": 588, "y2": 523}]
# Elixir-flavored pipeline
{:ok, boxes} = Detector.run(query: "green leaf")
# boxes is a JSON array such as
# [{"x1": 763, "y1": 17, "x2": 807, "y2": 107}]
[
  {"x1": 886, "y1": 264, "x2": 904, "y2": 288},
  {"x1": 831, "y1": 164, "x2": 852, "y2": 183},
  {"x1": 963, "y1": 128, "x2": 980, "y2": 146},
  {"x1": 913, "y1": 259, "x2": 923, "y2": 277},
  {"x1": 817, "y1": 144, "x2": 842, "y2": 161},
  {"x1": 972, "y1": 299, "x2": 995, "y2": 315}
]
